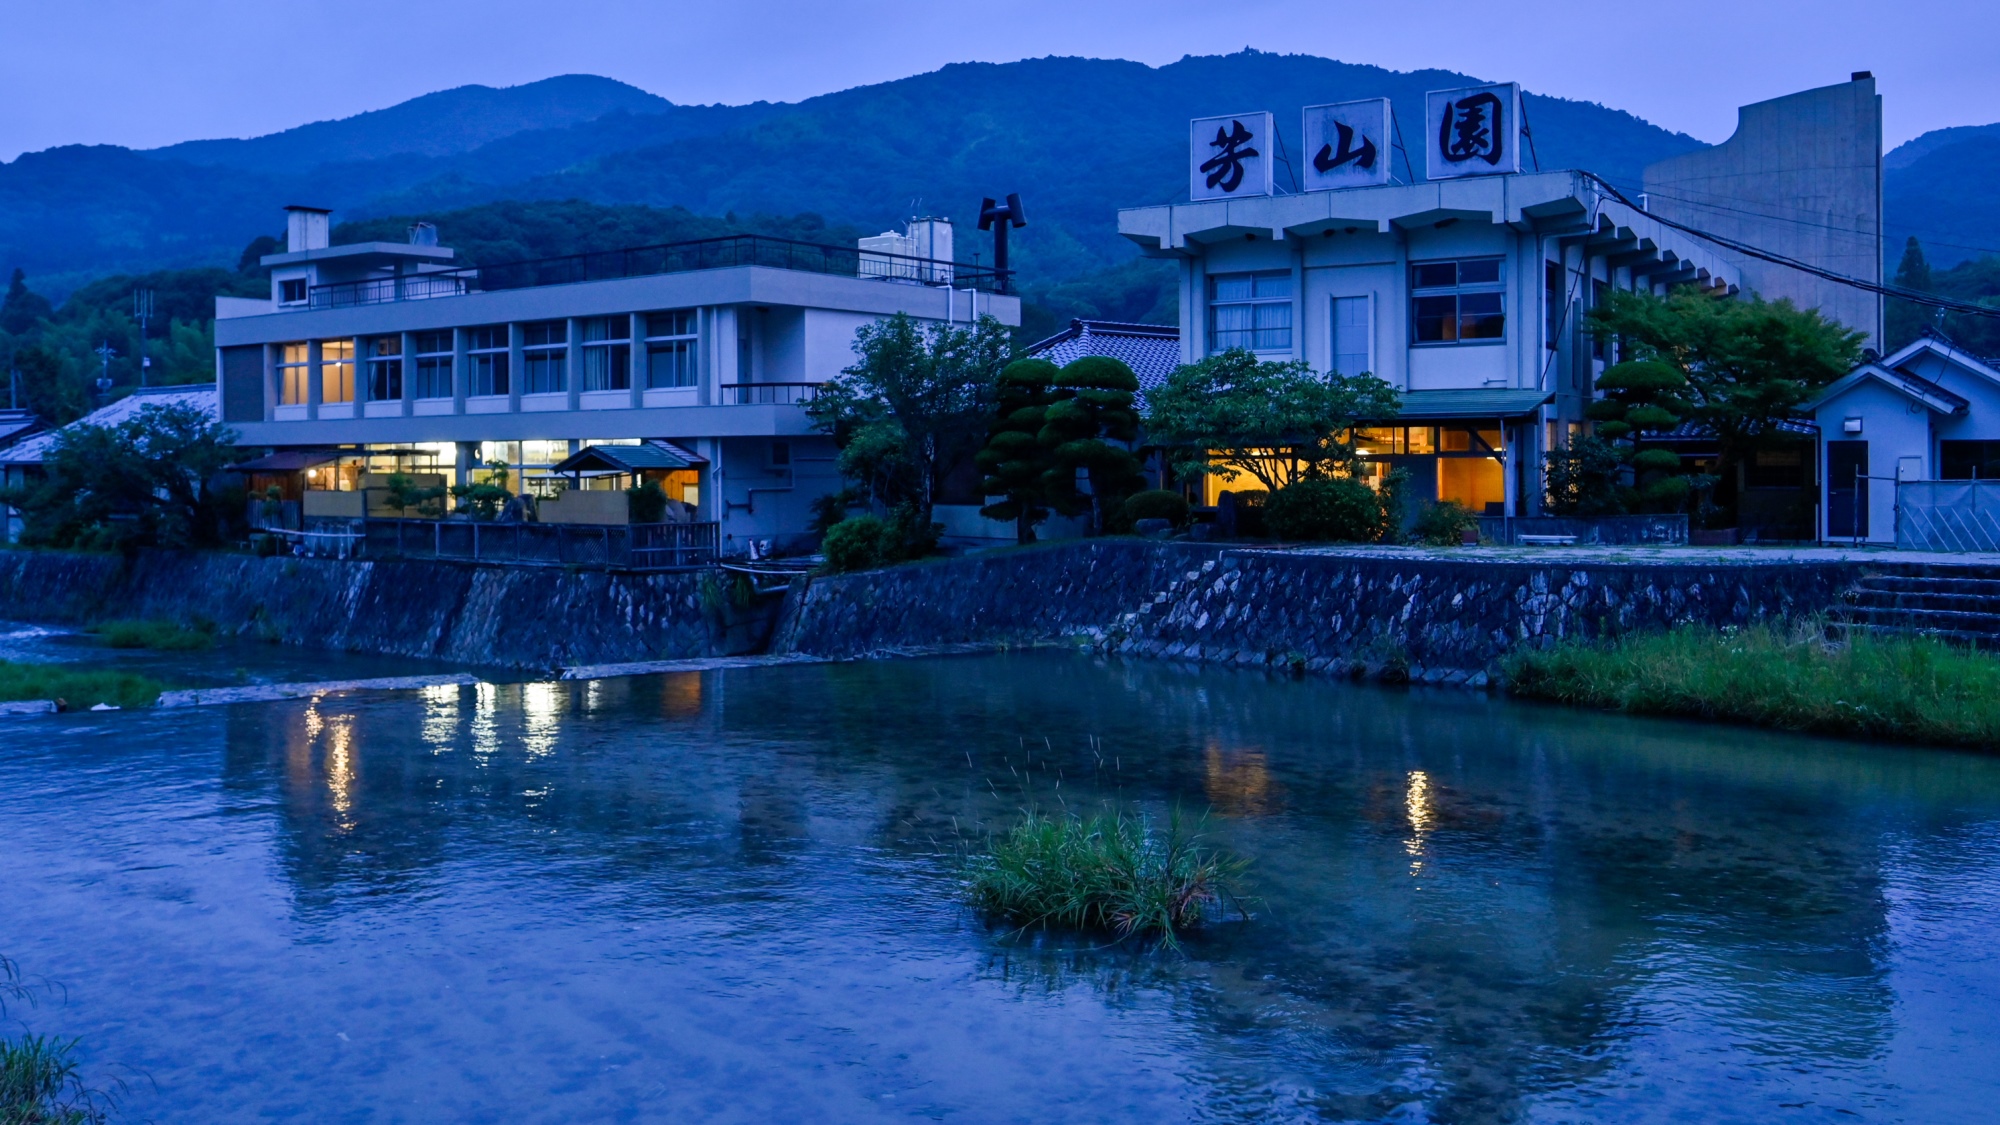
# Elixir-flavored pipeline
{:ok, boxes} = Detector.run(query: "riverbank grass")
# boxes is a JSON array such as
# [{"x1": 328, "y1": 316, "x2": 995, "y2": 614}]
[
  {"x1": 966, "y1": 808, "x2": 1246, "y2": 946},
  {"x1": 1504, "y1": 622, "x2": 2000, "y2": 749},
  {"x1": 86, "y1": 618, "x2": 214, "y2": 650},
  {"x1": 0, "y1": 662, "x2": 166, "y2": 710}
]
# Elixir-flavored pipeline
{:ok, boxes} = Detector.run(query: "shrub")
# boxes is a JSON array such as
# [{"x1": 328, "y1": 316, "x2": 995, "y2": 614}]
[
  {"x1": 626, "y1": 481, "x2": 668, "y2": 524},
  {"x1": 1118, "y1": 489, "x2": 1191, "y2": 531},
  {"x1": 1413, "y1": 500, "x2": 1479, "y2": 546},
  {"x1": 965, "y1": 808, "x2": 1247, "y2": 947},
  {"x1": 819, "y1": 515, "x2": 892, "y2": 573},
  {"x1": 1264, "y1": 478, "x2": 1385, "y2": 542}
]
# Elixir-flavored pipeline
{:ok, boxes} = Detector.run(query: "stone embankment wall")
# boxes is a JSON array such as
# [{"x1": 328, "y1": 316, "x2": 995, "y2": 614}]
[
  {"x1": 774, "y1": 541, "x2": 1869, "y2": 681},
  {"x1": 0, "y1": 550, "x2": 751, "y2": 670}
]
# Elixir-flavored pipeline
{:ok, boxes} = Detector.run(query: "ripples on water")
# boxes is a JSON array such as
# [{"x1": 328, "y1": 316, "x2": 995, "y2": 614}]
[{"x1": 2, "y1": 652, "x2": 1998, "y2": 1123}]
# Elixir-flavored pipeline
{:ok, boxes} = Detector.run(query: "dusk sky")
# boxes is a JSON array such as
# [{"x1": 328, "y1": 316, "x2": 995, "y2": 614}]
[{"x1": 2, "y1": 0, "x2": 1994, "y2": 161}]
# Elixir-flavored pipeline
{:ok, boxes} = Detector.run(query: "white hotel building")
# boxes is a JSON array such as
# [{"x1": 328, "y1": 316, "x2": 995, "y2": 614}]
[
  {"x1": 213, "y1": 208, "x2": 1015, "y2": 555},
  {"x1": 1118, "y1": 77, "x2": 1881, "y2": 518}
]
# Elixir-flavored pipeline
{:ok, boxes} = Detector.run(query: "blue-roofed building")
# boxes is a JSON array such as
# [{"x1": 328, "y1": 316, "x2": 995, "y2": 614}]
[{"x1": 1022, "y1": 319, "x2": 1181, "y2": 395}]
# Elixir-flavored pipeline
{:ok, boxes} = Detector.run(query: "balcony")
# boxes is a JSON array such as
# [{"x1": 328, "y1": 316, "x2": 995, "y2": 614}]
[
  {"x1": 720, "y1": 382, "x2": 821, "y2": 406},
  {"x1": 309, "y1": 233, "x2": 1011, "y2": 310}
]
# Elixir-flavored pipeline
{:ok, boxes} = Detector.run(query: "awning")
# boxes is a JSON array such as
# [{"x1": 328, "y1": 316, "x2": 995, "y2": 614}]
[
  {"x1": 549, "y1": 441, "x2": 708, "y2": 475},
  {"x1": 1392, "y1": 389, "x2": 1554, "y2": 421},
  {"x1": 228, "y1": 450, "x2": 343, "y2": 472}
]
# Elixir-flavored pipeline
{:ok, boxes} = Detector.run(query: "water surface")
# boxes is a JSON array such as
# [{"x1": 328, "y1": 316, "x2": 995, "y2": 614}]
[{"x1": 2, "y1": 653, "x2": 1997, "y2": 1123}]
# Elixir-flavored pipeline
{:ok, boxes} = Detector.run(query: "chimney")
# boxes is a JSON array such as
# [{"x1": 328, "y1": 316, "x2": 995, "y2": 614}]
[
  {"x1": 407, "y1": 221, "x2": 438, "y2": 247},
  {"x1": 285, "y1": 205, "x2": 332, "y2": 253}
]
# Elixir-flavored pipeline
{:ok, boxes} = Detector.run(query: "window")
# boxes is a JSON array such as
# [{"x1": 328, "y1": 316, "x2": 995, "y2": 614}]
[
  {"x1": 522, "y1": 321, "x2": 566, "y2": 395},
  {"x1": 413, "y1": 331, "x2": 453, "y2": 399},
  {"x1": 466, "y1": 326, "x2": 509, "y2": 397},
  {"x1": 1544, "y1": 260, "x2": 1565, "y2": 349},
  {"x1": 366, "y1": 336, "x2": 402, "y2": 401},
  {"x1": 279, "y1": 279, "x2": 307, "y2": 304},
  {"x1": 1941, "y1": 441, "x2": 2000, "y2": 481},
  {"x1": 320, "y1": 340, "x2": 354, "y2": 403},
  {"x1": 278, "y1": 343, "x2": 309, "y2": 405},
  {"x1": 1590, "y1": 280, "x2": 1611, "y2": 361},
  {"x1": 1209, "y1": 272, "x2": 1292, "y2": 353},
  {"x1": 645, "y1": 310, "x2": 699, "y2": 389},
  {"x1": 1410, "y1": 258, "x2": 1504, "y2": 345},
  {"x1": 1331, "y1": 295, "x2": 1371, "y2": 376},
  {"x1": 579, "y1": 317, "x2": 631, "y2": 392},
  {"x1": 769, "y1": 440, "x2": 792, "y2": 469}
]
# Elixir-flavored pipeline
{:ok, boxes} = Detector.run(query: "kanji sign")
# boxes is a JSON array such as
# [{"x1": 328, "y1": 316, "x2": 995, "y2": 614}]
[
  {"x1": 1425, "y1": 83, "x2": 1522, "y2": 179},
  {"x1": 1302, "y1": 99, "x2": 1392, "y2": 191},
  {"x1": 1190, "y1": 112, "x2": 1274, "y2": 201}
]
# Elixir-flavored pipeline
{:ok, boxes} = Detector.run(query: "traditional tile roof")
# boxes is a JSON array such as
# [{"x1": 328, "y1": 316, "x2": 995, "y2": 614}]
[
  {"x1": 0, "y1": 410, "x2": 40, "y2": 450},
  {"x1": 1023, "y1": 319, "x2": 1181, "y2": 392},
  {"x1": 550, "y1": 440, "x2": 708, "y2": 475},
  {"x1": 0, "y1": 384, "x2": 217, "y2": 466}
]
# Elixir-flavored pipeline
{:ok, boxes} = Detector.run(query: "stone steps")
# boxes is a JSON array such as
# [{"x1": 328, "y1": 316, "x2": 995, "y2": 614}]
[{"x1": 1828, "y1": 571, "x2": 2000, "y2": 648}]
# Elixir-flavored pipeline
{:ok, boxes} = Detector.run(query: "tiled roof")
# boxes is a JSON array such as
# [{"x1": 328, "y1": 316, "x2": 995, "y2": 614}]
[
  {"x1": 0, "y1": 410, "x2": 40, "y2": 449},
  {"x1": 1023, "y1": 319, "x2": 1182, "y2": 392},
  {"x1": 1, "y1": 384, "x2": 217, "y2": 466},
  {"x1": 551, "y1": 440, "x2": 708, "y2": 474}
]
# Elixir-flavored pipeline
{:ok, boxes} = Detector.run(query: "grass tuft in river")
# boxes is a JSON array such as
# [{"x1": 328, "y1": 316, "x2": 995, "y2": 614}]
[
  {"x1": 966, "y1": 807, "x2": 1247, "y2": 947},
  {"x1": 0, "y1": 661, "x2": 166, "y2": 710},
  {"x1": 1503, "y1": 621, "x2": 2000, "y2": 749},
  {"x1": 86, "y1": 618, "x2": 215, "y2": 651},
  {"x1": 0, "y1": 958, "x2": 119, "y2": 1125}
]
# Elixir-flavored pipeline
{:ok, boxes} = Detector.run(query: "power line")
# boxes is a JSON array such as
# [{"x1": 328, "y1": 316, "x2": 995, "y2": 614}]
[
  {"x1": 1581, "y1": 172, "x2": 2000, "y2": 321},
  {"x1": 1590, "y1": 173, "x2": 2000, "y2": 262}
]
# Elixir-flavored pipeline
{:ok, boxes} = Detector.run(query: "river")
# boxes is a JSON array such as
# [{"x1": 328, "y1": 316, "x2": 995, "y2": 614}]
[{"x1": 2, "y1": 652, "x2": 1997, "y2": 1123}]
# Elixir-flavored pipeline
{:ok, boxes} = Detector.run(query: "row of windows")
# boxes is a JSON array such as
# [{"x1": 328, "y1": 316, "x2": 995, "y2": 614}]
[
  {"x1": 1206, "y1": 258, "x2": 1508, "y2": 358},
  {"x1": 273, "y1": 314, "x2": 701, "y2": 405}
]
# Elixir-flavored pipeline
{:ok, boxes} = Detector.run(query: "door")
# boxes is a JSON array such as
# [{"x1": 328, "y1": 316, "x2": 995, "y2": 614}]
[{"x1": 1826, "y1": 440, "x2": 1868, "y2": 539}]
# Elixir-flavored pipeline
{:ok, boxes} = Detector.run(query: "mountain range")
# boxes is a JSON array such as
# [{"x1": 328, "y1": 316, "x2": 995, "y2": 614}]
[{"x1": 1, "y1": 53, "x2": 1994, "y2": 302}]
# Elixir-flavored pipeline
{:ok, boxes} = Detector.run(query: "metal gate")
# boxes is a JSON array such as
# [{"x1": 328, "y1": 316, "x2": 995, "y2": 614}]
[{"x1": 1896, "y1": 480, "x2": 2000, "y2": 551}]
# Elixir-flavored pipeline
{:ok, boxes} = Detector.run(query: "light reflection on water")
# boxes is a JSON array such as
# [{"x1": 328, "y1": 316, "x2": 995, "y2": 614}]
[{"x1": 2, "y1": 651, "x2": 1999, "y2": 1124}]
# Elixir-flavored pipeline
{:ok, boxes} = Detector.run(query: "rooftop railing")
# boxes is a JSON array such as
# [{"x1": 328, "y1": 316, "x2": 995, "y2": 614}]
[{"x1": 308, "y1": 233, "x2": 1011, "y2": 310}]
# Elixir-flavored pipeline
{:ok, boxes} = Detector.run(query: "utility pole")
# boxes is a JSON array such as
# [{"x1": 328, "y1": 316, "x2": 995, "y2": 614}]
[
  {"x1": 133, "y1": 288, "x2": 154, "y2": 388},
  {"x1": 94, "y1": 341, "x2": 117, "y2": 399}
]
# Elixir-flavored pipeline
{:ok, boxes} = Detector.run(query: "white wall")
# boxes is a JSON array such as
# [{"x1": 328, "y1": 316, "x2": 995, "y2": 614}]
[{"x1": 1814, "y1": 380, "x2": 1931, "y2": 542}]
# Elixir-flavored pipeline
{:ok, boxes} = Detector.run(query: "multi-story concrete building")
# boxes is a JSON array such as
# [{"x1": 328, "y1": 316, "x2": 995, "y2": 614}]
[
  {"x1": 1119, "y1": 77, "x2": 1881, "y2": 518},
  {"x1": 214, "y1": 209, "x2": 1017, "y2": 555}
]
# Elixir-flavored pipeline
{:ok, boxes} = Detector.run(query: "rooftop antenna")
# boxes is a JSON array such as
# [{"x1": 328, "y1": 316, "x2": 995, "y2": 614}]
[
  {"x1": 132, "y1": 287, "x2": 154, "y2": 387},
  {"x1": 977, "y1": 194, "x2": 1027, "y2": 295}
]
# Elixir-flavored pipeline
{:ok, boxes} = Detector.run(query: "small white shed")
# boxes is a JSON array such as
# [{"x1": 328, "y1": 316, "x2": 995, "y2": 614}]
[{"x1": 1804, "y1": 333, "x2": 2000, "y2": 543}]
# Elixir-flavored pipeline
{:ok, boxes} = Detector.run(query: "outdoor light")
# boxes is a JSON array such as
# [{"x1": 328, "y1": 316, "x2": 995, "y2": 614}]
[{"x1": 1844, "y1": 417, "x2": 1863, "y2": 434}]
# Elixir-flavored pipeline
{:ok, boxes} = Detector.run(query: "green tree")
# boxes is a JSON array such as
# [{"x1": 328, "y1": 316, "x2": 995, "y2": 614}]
[
  {"x1": 975, "y1": 357, "x2": 1059, "y2": 544},
  {"x1": 1041, "y1": 356, "x2": 1145, "y2": 534},
  {"x1": 1264, "y1": 478, "x2": 1386, "y2": 542},
  {"x1": 0, "y1": 269, "x2": 54, "y2": 336},
  {"x1": 1587, "y1": 288, "x2": 1863, "y2": 520},
  {"x1": 1885, "y1": 236, "x2": 1936, "y2": 352},
  {"x1": 1145, "y1": 348, "x2": 1401, "y2": 493},
  {"x1": 1543, "y1": 432, "x2": 1629, "y2": 516},
  {"x1": 7, "y1": 400, "x2": 239, "y2": 549},
  {"x1": 807, "y1": 311, "x2": 1012, "y2": 533},
  {"x1": 9, "y1": 346, "x2": 87, "y2": 425},
  {"x1": 1581, "y1": 358, "x2": 1714, "y2": 515}
]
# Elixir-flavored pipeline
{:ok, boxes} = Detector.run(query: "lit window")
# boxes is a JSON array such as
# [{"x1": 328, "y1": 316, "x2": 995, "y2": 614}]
[
  {"x1": 1209, "y1": 272, "x2": 1292, "y2": 354},
  {"x1": 645, "y1": 310, "x2": 698, "y2": 389},
  {"x1": 466, "y1": 326, "x2": 509, "y2": 397},
  {"x1": 320, "y1": 340, "x2": 355, "y2": 403},
  {"x1": 413, "y1": 332, "x2": 453, "y2": 399},
  {"x1": 522, "y1": 321, "x2": 566, "y2": 395},
  {"x1": 1410, "y1": 258, "x2": 1505, "y2": 345},
  {"x1": 278, "y1": 343, "x2": 309, "y2": 405},
  {"x1": 579, "y1": 317, "x2": 631, "y2": 392}
]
